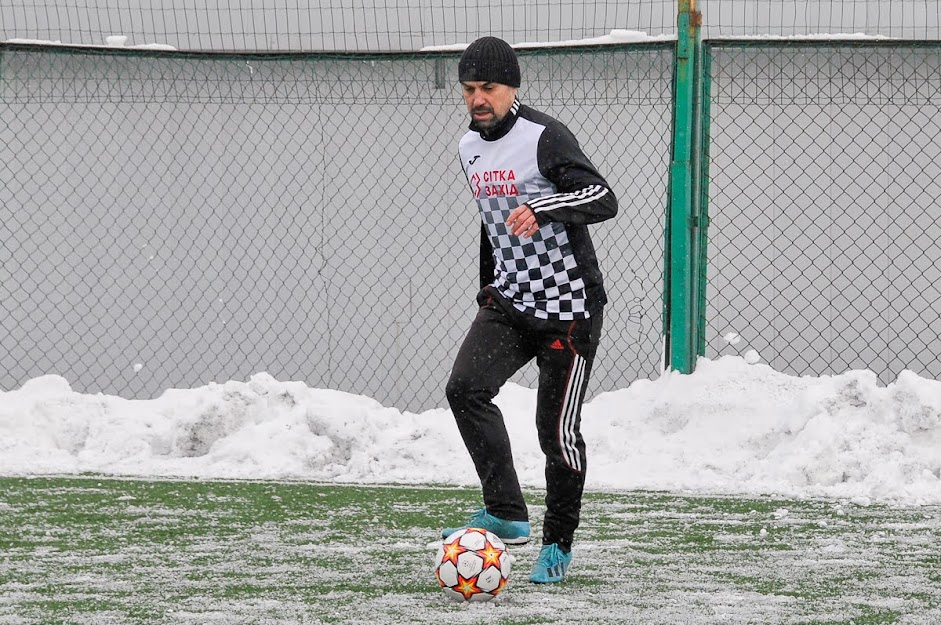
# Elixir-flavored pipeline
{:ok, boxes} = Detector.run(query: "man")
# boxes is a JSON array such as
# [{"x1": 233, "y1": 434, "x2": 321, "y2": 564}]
[{"x1": 443, "y1": 36, "x2": 618, "y2": 584}]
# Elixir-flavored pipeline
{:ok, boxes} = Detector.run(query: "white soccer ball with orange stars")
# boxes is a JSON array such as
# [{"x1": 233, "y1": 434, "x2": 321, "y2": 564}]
[{"x1": 435, "y1": 528, "x2": 512, "y2": 602}]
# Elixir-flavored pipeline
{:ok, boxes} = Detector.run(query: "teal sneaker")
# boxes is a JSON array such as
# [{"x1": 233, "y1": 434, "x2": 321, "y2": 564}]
[
  {"x1": 529, "y1": 543, "x2": 573, "y2": 583},
  {"x1": 441, "y1": 509, "x2": 531, "y2": 544}
]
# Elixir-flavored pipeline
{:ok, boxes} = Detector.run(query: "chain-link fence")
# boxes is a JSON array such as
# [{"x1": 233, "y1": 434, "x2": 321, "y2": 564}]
[
  {"x1": 704, "y1": 41, "x2": 941, "y2": 384},
  {"x1": 4, "y1": 3, "x2": 941, "y2": 410},
  {"x1": 0, "y1": 43, "x2": 674, "y2": 410}
]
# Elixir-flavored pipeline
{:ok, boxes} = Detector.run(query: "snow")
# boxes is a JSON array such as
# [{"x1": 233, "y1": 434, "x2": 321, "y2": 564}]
[
  {"x1": 744, "y1": 349, "x2": 761, "y2": 364},
  {"x1": 3, "y1": 37, "x2": 177, "y2": 51},
  {"x1": 420, "y1": 30, "x2": 898, "y2": 52},
  {"x1": 5, "y1": 29, "x2": 671, "y2": 53},
  {"x1": 720, "y1": 33, "x2": 893, "y2": 41},
  {"x1": 421, "y1": 29, "x2": 676, "y2": 52},
  {"x1": 3, "y1": 30, "x2": 895, "y2": 56},
  {"x1": 1, "y1": 356, "x2": 939, "y2": 505}
]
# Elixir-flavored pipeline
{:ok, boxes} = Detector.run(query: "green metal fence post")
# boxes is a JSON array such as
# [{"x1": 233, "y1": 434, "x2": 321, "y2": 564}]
[
  {"x1": 696, "y1": 44, "x2": 713, "y2": 358},
  {"x1": 664, "y1": 0, "x2": 703, "y2": 373}
]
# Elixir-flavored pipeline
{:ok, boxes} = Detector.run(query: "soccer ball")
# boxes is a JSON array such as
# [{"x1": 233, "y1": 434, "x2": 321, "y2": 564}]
[{"x1": 435, "y1": 528, "x2": 512, "y2": 602}]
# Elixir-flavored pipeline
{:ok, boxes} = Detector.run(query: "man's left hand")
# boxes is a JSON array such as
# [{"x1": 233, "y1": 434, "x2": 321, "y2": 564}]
[{"x1": 506, "y1": 204, "x2": 540, "y2": 238}]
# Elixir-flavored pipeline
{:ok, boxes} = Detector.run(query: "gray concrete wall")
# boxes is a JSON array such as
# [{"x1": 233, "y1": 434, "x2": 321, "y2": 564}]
[{"x1": 0, "y1": 1, "x2": 938, "y2": 52}]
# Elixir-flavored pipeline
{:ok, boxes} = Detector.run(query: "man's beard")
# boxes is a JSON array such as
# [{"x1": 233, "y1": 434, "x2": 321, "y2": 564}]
[{"x1": 470, "y1": 107, "x2": 505, "y2": 131}]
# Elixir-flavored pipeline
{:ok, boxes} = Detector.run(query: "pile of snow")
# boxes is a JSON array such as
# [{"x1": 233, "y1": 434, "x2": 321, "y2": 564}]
[
  {"x1": 421, "y1": 29, "x2": 675, "y2": 52},
  {"x1": 4, "y1": 36, "x2": 176, "y2": 51},
  {"x1": 1, "y1": 356, "x2": 939, "y2": 504}
]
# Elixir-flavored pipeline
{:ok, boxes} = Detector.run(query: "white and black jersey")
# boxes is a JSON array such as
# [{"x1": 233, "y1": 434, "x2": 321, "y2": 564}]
[{"x1": 459, "y1": 98, "x2": 618, "y2": 320}]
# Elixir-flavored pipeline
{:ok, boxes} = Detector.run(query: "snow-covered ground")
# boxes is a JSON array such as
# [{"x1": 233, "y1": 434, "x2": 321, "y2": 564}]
[{"x1": 2, "y1": 355, "x2": 938, "y2": 505}]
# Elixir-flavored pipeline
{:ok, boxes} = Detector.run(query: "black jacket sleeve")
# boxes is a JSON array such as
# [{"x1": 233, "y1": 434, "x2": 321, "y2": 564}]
[{"x1": 528, "y1": 122, "x2": 618, "y2": 227}]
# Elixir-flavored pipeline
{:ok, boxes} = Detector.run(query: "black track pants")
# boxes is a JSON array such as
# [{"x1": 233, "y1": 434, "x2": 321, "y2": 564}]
[{"x1": 445, "y1": 288, "x2": 602, "y2": 550}]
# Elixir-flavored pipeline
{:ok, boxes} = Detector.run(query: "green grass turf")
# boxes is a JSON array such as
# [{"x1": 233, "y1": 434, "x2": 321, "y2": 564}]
[{"x1": 0, "y1": 476, "x2": 938, "y2": 624}]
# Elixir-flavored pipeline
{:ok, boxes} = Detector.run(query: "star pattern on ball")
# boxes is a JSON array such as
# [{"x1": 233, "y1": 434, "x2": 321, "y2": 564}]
[
  {"x1": 441, "y1": 540, "x2": 464, "y2": 566},
  {"x1": 455, "y1": 575, "x2": 482, "y2": 600},
  {"x1": 478, "y1": 542, "x2": 503, "y2": 569}
]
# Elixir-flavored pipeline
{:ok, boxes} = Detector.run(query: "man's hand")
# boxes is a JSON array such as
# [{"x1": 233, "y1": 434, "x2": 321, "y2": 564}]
[{"x1": 506, "y1": 204, "x2": 540, "y2": 238}]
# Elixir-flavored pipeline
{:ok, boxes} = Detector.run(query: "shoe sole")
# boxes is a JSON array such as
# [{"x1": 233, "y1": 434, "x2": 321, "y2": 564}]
[
  {"x1": 501, "y1": 535, "x2": 531, "y2": 545},
  {"x1": 441, "y1": 525, "x2": 530, "y2": 545},
  {"x1": 440, "y1": 532, "x2": 531, "y2": 545}
]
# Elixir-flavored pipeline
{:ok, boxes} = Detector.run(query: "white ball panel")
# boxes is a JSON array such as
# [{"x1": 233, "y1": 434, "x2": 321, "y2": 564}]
[
  {"x1": 499, "y1": 552, "x2": 512, "y2": 577},
  {"x1": 458, "y1": 531, "x2": 486, "y2": 550},
  {"x1": 437, "y1": 561, "x2": 458, "y2": 587},
  {"x1": 476, "y1": 566, "x2": 502, "y2": 592},
  {"x1": 443, "y1": 529, "x2": 466, "y2": 544},
  {"x1": 456, "y1": 551, "x2": 483, "y2": 578}
]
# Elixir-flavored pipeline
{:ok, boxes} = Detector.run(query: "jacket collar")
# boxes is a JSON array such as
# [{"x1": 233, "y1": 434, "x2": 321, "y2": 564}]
[{"x1": 469, "y1": 97, "x2": 521, "y2": 141}]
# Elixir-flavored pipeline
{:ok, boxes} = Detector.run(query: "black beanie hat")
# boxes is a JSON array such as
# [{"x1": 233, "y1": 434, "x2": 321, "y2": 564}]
[{"x1": 458, "y1": 36, "x2": 521, "y2": 87}]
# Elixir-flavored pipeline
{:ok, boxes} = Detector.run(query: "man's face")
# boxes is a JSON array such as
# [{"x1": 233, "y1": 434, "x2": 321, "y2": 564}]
[{"x1": 461, "y1": 81, "x2": 518, "y2": 131}]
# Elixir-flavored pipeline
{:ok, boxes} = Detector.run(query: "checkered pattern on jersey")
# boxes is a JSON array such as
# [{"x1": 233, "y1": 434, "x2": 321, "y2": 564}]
[{"x1": 479, "y1": 194, "x2": 588, "y2": 320}]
